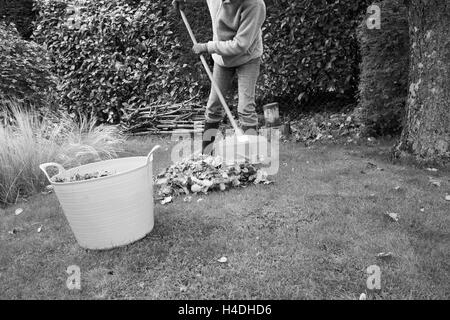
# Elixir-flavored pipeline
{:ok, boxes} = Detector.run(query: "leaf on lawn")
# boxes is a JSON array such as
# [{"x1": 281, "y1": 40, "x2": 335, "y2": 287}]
[
  {"x1": 426, "y1": 168, "x2": 438, "y2": 172},
  {"x1": 14, "y1": 208, "x2": 23, "y2": 216},
  {"x1": 183, "y1": 196, "x2": 192, "y2": 203},
  {"x1": 385, "y1": 212, "x2": 399, "y2": 222},
  {"x1": 254, "y1": 169, "x2": 269, "y2": 184},
  {"x1": 359, "y1": 293, "x2": 367, "y2": 300},
  {"x1": 445, "y1": 194, "x2": 450, "y2": 201},
  {"x1": 429, "y1": 177, "x2": 442, "y2": 187},
  {"x1": 42, "y1": 185, "x2": 54, "y2": 195},
  {"x1": 180, "y1": 285, "x2": 187, "y2": 293},
  {"x1": 376, "y1": 252, "x2": 393, "y2": 259},
  {"x1": 394, "y1": 186, "x2": 401, "y2": 191},
  {"x1": 191, "y1": 184, "x2": 202, "y2": 193},
  {"x1": 217, "y1": 257, "x2": 228, "y2": 263},
  {"x1": 8, "y1": 227, "x2": 23, "y2": 235},
  {"x1": 161, "y1": 196, "x2": 173, "y2": 205},
  {"x1": 420, "y1": 207, "x2": 425, "y2": 212},
  {"x1": 197, "y1": 198, "x2": 204, "y2": 203},
  {"x1": 367, "y1": 162, "x2": 377, "y2": 169},
  {"x1": 37, "y1": 225, "x2": 43, "y2": 233}
]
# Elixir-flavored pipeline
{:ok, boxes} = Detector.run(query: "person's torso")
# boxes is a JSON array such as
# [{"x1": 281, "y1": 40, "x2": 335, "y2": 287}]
[{"x1": 206, "y1": 0, "x2": 264, "y2": 67}]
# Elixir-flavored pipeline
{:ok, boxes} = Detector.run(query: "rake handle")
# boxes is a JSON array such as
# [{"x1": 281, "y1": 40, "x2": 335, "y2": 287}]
[{"x1": 179, "y1": 9, "x2": 242, "y2": 135}]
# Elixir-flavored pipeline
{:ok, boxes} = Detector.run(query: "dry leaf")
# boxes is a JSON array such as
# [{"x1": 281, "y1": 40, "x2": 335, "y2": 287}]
[
  {"x1": 217, "y1": 257, "x2": 228, "y2": 263},
  {"x1": 426, "y1": 168, "x2": 438, "y2": 172},
  {"x1": 376, "y1": 252, "x2": 393, "y2": 258},
  {"x1": 14, "y1": 208, "x2": 23, "y2": 216},
  {"x1": 183, "y1": 196, "x2": 192, "y2": 202},
  {"x1": 161, "y1": 196, "x2": 172, "y2": 205},
  {"x1": 385, "y1": 212, "x2": 399, "y2": 222},
  {"x1": 8, "y1": 227, "x2": 23, "y2": 235},
  {"x1": 37, "y1": 226, "x2": 43, "y2": 233},
  {"x1": 429, "y1": 177, "x2": 441, "y2": 187},
  {"x1": 367, "y1": 162, "x2": 377, "y2": 169},
  {"x1": 445, "y1": 195, "x2": 450, "y2": 201},
  {"x1": 191, "y1": 184, "x2": 202, "y2": 193},
  {"x1": 359, "y1": 293, "x2": 367, "y2": 300},
  {"x1": 42, "y1": 185, "x2": 54, "y2": 195}
]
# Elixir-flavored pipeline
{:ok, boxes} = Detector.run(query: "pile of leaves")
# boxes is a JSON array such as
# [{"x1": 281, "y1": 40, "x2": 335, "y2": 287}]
[
  {"x1": 53, "y1": 170, "x2": 114, "y2": 183},
  {"x1": 290, "y1": 110, "x2": 362, "y2": 145},
  {"x1": 155, "y1": 155, "x2": 272, "y2": 202}
]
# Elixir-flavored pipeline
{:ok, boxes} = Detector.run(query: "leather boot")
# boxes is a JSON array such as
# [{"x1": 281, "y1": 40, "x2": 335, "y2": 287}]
[{"x1": 202, "y1": 121, "x2": 220, "y2": 155}]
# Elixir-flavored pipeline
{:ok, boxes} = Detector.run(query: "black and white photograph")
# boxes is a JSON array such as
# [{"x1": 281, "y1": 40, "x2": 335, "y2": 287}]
[{"x1": 0, "y1": 0, "x2": 449, "y2": 303}]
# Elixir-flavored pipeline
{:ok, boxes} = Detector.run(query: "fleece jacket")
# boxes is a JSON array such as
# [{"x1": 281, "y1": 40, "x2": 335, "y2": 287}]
[{"x1": 205, "y1": 0, "x2": 266, "y2": 67}]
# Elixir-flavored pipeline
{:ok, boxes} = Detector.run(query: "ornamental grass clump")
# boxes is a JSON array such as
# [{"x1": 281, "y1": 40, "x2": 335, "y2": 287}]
[{"x1": 0, "y1": 100, "x2": 125, "y2": 205}]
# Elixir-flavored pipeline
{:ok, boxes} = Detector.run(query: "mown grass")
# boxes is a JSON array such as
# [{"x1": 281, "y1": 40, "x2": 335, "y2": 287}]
[{"x1": 0, "y1": 136, "x2": 449, "y2": 299}]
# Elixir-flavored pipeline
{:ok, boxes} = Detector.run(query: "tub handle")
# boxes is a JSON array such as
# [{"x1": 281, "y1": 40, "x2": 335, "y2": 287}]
[
  {"x1": 146, "y1": 145, "x2": 161, "y2": 165},
  {"x1": 39, "y1": 163, "x2": 66, "y2": 183}
]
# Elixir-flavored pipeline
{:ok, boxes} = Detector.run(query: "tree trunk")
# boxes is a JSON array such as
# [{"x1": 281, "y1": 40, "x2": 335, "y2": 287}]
[{"x1": 396, "y1": 0, "x2": 450, "y2": 161}]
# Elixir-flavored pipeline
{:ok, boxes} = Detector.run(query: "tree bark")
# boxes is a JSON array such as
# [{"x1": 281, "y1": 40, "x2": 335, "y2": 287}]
[{"x1": 396, "y1": 0, "x2": 450, "y2": 161}]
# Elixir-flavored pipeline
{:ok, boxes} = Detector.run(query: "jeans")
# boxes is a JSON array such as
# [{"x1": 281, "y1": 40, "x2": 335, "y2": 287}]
[{"x1": 205, "y1": 57, "x2": 260, "y2": 127}]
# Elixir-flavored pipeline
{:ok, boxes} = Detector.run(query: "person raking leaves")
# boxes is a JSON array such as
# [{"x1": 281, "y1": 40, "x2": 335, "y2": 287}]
[{"x1": 172, "y1": 0, "x2": 267, "y2": 155}]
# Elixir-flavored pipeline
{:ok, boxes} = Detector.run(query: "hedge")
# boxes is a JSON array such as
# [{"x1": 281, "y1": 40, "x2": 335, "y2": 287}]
[
  {"x1": 0, "y1": 0, "x2": 36, "y2": 39},
  {"x1": 261, "y1": 0, "x2": 372, "y2": 106},
  {"x1": 0, "y1": 22, "x2": 56, "y2": 108},
  {"x1": 33, "y1": 0, "x2": 372, "y2": 123},
  {"x1": 355, "y1": 0, "x2": 410, "y2": 136}
]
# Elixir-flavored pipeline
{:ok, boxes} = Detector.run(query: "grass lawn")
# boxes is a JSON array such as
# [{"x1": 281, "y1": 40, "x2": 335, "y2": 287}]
[{"x1": 0, "y1": 136, "x2": 449, "y2": 299}]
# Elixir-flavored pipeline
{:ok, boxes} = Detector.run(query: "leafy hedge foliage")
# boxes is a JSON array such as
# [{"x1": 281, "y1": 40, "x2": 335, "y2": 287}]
[
  {"x1": 355, "y1": 0, "x2": 409, "y2": 136},
  {"x1": 0, "y1": 0, "x2": 36, "y2": 39},
  {"x1": 261, "y1": 0, "x2": 372, "y2": 105},
  {"x1": 33, "y1": 0, "x2": 372, "y2": 123},
  {"x1": 0, "y1": 22, "x2": 56, "y2": 108},
  {"x1": 33, "y1": 0, "x2": 213, "y2": 123}
]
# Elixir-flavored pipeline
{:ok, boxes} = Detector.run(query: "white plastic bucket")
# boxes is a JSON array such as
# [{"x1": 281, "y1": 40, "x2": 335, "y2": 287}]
[{"x1": 39, "y1": 145, "x2": 160, "y2": 250}]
